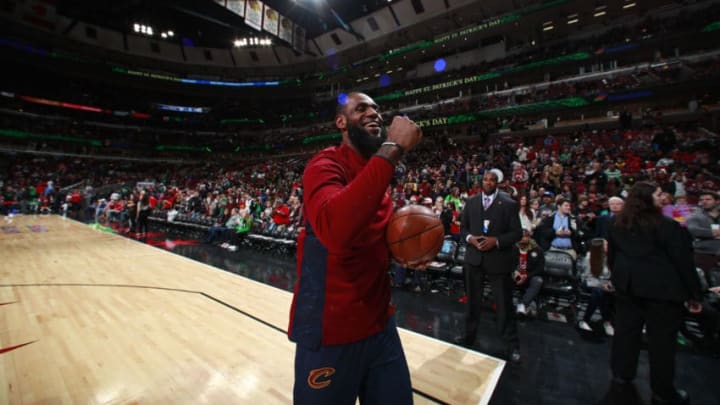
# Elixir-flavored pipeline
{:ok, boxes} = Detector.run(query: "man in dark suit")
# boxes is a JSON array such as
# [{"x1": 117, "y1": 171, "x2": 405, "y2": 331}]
[
  {"x1": 457, "y1": 169, "x2": 523, "y2": 362},
  {"x1": 595, "y1": 196, "x2": 624, "y2": 239}
]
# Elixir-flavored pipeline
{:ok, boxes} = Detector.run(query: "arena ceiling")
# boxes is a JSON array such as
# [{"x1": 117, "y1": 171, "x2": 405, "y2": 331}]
[
  {"x1": 53, "y1": 0, "x2": 666, "y2": 54},
  {"x1": 56, "y1": 0, "x2": 402, "y2": 48}
]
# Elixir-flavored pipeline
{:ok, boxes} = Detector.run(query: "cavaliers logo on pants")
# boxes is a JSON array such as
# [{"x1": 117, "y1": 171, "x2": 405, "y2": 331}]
[{"x1": 307, "y1": 367, "x2": 335, "y2": 389}]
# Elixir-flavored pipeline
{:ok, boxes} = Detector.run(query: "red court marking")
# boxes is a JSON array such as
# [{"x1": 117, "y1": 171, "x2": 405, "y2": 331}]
[{"x1": 0, "y1": 340, "x2": 37, "y2": 355}]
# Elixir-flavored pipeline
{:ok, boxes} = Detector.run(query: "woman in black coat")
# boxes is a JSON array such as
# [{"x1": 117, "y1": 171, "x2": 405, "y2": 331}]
[{"x1": 607, "y1": 182, "x2": 703, "y2": 405}]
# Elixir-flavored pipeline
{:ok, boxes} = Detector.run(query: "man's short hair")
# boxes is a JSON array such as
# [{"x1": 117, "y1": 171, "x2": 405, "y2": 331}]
[
  {"x1": 699, "y1": 190, "x2": 719, "y2": 200},
  {"x1": 556, "y1": 197, "x2": 570, "y2": 207},
  {"x1": 608, "y1": 196, "x2": 624, "y2": 204}
]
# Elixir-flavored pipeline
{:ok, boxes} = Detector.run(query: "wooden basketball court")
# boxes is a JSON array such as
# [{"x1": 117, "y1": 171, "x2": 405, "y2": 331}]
[{"x1": 0, "y1": 215, "x2": 504, "y2": 404}]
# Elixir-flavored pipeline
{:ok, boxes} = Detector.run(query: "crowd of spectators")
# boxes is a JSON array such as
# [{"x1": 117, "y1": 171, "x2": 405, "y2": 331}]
[
  {"x1": 2, "y1": 122, "x2": 717, "y2": 250},
  {"x1": 2, "y1": 110, "x2": 719, "y2": 351}
]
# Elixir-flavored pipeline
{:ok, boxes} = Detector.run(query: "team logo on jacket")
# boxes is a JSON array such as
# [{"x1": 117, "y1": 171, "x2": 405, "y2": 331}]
[{"x1": 308, "y1": 367, "x2": 336, "y2": 389}]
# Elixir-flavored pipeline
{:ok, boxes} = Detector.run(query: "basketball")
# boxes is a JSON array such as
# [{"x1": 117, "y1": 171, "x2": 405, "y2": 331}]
[{"x1": 386, "y1": 205, "x2": 445, "y2": 265}]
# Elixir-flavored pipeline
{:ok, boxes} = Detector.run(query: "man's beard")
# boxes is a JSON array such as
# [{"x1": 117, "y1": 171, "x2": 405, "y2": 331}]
[{"x1": 348, "y1": 123, "x2": 385, "y2": 160}]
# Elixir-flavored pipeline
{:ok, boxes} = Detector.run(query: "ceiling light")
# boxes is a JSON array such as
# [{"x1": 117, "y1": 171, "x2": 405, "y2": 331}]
[
  {"x1": 623, "y1": 2, "x2": 636, "y2": 9},
  {"x1": 543, "y1": 25, "x2": 554, "y2": 31},
  {"x1": 567, "y1": 19, "x2": 579, "y2": 24},
  {"x1": 593, "y1": 11, "x2": 606, "y2": 17}
]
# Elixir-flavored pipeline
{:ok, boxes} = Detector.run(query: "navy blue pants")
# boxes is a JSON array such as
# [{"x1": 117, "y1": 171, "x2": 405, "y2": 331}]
[{"x1": 293, "y1": 316, "x2": 412, "y2": 405}]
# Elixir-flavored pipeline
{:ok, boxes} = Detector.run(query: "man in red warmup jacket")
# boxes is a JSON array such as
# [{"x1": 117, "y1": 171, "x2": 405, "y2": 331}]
[{"x1": 288, "y1": 92, "x2": 423, "y2": 404}]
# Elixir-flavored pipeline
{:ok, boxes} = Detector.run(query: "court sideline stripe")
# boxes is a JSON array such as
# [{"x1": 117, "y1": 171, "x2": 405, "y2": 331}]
[{"x1": 0, "y1": 283, "x2": 450, "y2": 404}]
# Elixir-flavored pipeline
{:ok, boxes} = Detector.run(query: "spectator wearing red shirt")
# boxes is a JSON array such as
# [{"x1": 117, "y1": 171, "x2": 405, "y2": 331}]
[{"x1": 271, "y1": 197, "x2": 290, "y2": 232}]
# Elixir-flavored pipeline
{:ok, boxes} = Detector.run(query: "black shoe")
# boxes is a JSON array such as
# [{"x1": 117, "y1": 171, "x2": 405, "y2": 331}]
[
  {"x1": 652, "y1": 389, "x2": 689, "y2": 405},
  {"x1": 602, "y1": 378, "x2": 641, "y2": 405},
  {"x1": 453, "y1": 335, "x2": 474, "y2": 347},
  {"x1": 507, "y1": 347, "x2": 521, "y2": 363}
]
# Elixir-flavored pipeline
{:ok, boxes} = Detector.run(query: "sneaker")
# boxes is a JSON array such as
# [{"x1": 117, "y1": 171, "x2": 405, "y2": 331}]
[
  {"x1": 603, "y1": 321, "x2": 615, "y2": 336},
  {"x1": 578, "y1": 320, "x2": 593, "y2": 332},
  {"x1": 651, "y1": 388, "x2": 689, "y2": 405},
  {"x1": 508, "y1": 347, "x2": 521, "y2": 363},
  {"x1": 516, "y1": 303, "x2": 527, "y2": 315}
]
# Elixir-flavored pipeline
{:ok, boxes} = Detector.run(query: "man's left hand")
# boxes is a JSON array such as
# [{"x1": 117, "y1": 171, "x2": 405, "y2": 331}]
[{"x1": 478, "y1": 236, "x2": 498, "y2": 251}]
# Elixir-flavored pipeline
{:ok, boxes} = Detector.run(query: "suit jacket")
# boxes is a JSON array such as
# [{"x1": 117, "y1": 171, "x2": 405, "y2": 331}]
[
  {"x1": 594, "y1": 214, "x2": 614, "y2": 240},
  {"x1": 460, "y1": 191, "x2": 522, "y2": 274},
  {"x1": 607, "y1": 216, "x2": 702, "y2": 303}
]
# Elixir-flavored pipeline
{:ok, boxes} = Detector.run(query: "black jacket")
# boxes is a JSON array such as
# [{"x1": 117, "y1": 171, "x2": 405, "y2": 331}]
[
  {"x1": 607, "y1": 216, "x2": 702, "y2": 303},
  {"x1": 519, "y1": 244, "x2": 545, "y2": 278}
]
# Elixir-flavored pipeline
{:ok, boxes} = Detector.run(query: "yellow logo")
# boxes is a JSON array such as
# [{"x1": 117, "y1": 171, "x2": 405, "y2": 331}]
[{"x1": 307, "y1": 367, "x2": 335, "y2": 389}]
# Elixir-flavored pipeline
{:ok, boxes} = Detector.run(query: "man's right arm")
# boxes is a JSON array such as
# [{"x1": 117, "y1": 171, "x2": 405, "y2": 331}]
[{"x1": 303, "y1": 155, "x2": 395, "y2": 250}]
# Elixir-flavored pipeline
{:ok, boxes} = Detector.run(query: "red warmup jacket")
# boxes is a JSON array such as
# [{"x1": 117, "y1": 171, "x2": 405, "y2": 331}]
[{"x1": 288, "y1": 144, "x2": 395, "y2": 348}]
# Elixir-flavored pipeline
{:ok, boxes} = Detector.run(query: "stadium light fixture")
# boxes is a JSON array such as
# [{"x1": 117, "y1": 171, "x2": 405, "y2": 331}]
[
  {"x1": 233, "y1": 37, "x2": 273, "y2": 47},
  {"x1": 133, "y1": 23, "x2": 156, "y2": 36}
]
